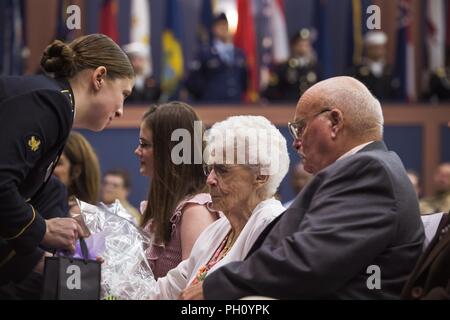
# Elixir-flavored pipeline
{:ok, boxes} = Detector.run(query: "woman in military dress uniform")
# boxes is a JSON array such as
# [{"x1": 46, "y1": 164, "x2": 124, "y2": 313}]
[{"x1": 0, "y1": 34, "x2": 135, "y2": 297}]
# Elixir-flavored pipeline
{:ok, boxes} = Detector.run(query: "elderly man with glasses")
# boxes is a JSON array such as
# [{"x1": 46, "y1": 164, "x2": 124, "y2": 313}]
[{"x1": 181, "y1": 76, "x2": 424, "y2": 300}]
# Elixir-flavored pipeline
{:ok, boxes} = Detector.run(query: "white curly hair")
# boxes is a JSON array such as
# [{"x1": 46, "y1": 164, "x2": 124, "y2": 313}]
[{"x1": 205, "y1": 115, "x2": 290, "y2": 198}]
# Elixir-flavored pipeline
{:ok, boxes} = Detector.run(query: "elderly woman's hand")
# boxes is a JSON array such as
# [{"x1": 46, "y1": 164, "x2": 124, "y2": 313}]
[{"x1": 178, "y1": 282, "x2": 205, "y2": 300}]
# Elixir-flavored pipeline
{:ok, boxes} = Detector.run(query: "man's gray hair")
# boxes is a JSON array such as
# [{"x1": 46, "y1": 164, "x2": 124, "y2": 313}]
[{"x1": 313, "y1": 76, "x2": 384, "y2": 137}]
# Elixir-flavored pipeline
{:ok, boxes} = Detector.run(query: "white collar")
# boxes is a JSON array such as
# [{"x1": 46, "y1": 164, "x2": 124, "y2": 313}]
[{"x1": 336, "y1": 141, "x2": 374, "y2": 161}]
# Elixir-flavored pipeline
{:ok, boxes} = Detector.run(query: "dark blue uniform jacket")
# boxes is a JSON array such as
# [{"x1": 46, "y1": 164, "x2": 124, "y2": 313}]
[{"x1": 0, "y1": 75, "x2": 73, "y2": 284}]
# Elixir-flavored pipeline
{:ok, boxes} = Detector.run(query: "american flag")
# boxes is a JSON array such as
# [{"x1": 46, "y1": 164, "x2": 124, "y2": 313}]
[
  {"x1": 395, "y1": 0, "x2": 416, "y2": 102},
  {"x1": 253, "y1": 0, "x2": 289, "y2": 91}
]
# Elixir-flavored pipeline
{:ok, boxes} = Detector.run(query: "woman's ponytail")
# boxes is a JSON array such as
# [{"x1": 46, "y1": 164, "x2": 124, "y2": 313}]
[
  {"x1": 40, "y1": 34, "x2": 134, "y2": 79},
  {"x1": 40, "y1": 40, "x2": 76, "y2": 77}
]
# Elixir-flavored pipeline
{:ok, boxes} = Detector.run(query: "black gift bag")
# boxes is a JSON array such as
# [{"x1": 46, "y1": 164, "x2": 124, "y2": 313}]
[{"x1": 41, "y1": 238, "x2": 101, "y2": 300}]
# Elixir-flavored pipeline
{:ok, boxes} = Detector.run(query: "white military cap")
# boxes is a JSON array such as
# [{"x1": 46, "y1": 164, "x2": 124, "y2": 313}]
[
  {"x1": 122, "y1": 42, "x2": 150, "y2": 57},
  {"x1": 364, "y1": 31, "x2": 387, "y2": 46}
]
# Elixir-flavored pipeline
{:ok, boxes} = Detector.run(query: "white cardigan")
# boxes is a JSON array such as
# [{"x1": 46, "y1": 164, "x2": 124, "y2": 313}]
[{"x1": 146, "y1": 198, "x2": 285, "y2": 299}]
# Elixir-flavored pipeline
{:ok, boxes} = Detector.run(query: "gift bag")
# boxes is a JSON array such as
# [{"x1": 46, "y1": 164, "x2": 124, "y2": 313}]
[
  {"x1": 41, "y1": 238, "x2": 101, "y2": 300},
  {"x1": 77, "y1": 199, "x2": 157, "y2": 299}
]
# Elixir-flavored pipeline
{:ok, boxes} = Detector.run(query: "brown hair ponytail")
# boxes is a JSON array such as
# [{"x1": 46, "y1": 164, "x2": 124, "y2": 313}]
[{"x1": 41, "y1": 33, "x2": 134, "y2": 79}]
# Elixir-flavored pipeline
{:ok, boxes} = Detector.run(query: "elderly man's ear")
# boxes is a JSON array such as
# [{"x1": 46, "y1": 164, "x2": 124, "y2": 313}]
[{"x1": 330, "y1": 109, "x2": 344, "y2": 138}]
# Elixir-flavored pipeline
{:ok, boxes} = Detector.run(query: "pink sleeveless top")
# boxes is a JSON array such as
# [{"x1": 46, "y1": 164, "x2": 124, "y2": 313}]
[{"x1": 144, "y1": 193, "x2": 219, "y2": 279}]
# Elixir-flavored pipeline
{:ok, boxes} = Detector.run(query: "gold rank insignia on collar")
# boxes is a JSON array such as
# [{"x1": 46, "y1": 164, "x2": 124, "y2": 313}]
[
  {"x1": 60, "y1": 89, "x2": 74, "y2": 113},
  {"x1": 28, "y1": 136, "x2": 41, "y2": 152}
]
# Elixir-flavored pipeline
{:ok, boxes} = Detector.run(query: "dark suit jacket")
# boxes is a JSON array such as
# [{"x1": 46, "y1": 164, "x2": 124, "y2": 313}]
[
  {"x1": 203, "y1": 141, "x2": 424, "y2": 299},
  {"x1": 402, "y1": 212, "x2": 450, "y2": 299}
]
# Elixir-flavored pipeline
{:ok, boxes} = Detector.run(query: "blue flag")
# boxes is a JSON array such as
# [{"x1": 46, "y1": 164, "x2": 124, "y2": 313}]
[
  {"x1": 198, "y1": 0, "x2": 213, "y2": 46},
  {"x1": 313, "y1": 0, "x2": 332, "y2": 77},
  {"x1": 55, "y1": 0, "x2": 77, "y2": 42},
  {"x1": 1, "y1": 0, "x2": 25, "y2": 75},
  {"x1": 346, "y1": 0, "x2": 372, "y2": 68},
  {"x1": 395, "y1": 0, "x2": 416, "y2": 101},
  {"x1": 160, "y1": 0, "x2": 184, "y2": 101}
]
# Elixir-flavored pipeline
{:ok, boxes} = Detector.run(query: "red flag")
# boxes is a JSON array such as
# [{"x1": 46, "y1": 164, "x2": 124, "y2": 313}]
[
  {"x1": 100, "y1": 0, "x2": 119, "y2": 43},
  {"x1": 271, "y1": 0, "x2": 289, "y2": 63},
  {"x1": 426, "y1": 0, "x2": 445, "y2": 71},
  {"x1": 234, "y1": 0, "x2": 259, "y2": 103}
]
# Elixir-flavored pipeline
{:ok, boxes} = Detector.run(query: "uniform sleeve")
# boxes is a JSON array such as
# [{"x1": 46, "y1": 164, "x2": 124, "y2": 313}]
[
  {"x1": 184, "y1": 50, "x2": 207, "y2": 100},
  {"x1": 30, "y1": 176, "x2": 69, "y2": 220},
  {"x1": 0, "y1": 246, "x2": 44, "y2": 285},
  {"x1": 203, "y1": 159, "x2": 398, "y2": 299},
  {"x1": 0, "y1": 90, "x2": 71, "y2": 255}
]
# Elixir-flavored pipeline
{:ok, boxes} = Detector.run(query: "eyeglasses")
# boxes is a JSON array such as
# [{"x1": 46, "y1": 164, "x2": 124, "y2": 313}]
[
  {"x1": 203, "y1": 163, "x2": 237, "y2": 177},
  {"x1": 203, "y1": 163, "x2": 260, "y2": 177},
  {"x1": 288, "y1": 108, "x2": 331, "y2": 140}
]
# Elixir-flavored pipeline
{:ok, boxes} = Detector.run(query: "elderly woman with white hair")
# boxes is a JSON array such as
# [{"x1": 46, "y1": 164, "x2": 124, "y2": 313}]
[{"x1": 142, "y1": 115, "x2": 289, "y2": 299}]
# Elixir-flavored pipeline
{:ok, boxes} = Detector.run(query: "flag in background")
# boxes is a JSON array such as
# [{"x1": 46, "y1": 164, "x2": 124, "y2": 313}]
[
  {"x1": 130, "y1": 0, "x2": 150, "y2": 45},
  {"x1": 234, "y1": 0, "x2": 259, "y2": 102},
  {"x1": 268, "y1": 0, "x2": 289, "y2": 64},
  {"x1": 129, "y1": 0, "x2": 151, "y2": 76},
  {"x1": 198, "y1": 0, "x2": 214, "y2": 46},
  {"x1": 160, "y1": 0, "x2": 184, "y2": 101},
  {"x1": 55, "y1": 0, "x2": 77, "y2": 42},
  {"x1": 350, "y1": 0, "x2": 364, "y2": 66},
  {"x1": 313, "y1": 0, "x2": 331, "y2": 77},
  {"x1": 100, "y1": 0, "x2": 119, "y2": 43},
  {"x1": 256, "y1": 0, "x2": 274, "y2": 92},
  {"x1": 346, "y1": 0, "x2": 372, "y2": 67},
  {"x1": 426, "y1": 0, "x2": 446, "y2": 72},
  {"x1": 447, "y1": 1, "x2": 450, "y2": 53},
  {"x1": 255, "y1": 0, "x2": 289, "y2": 92},
  {"x1": 0, "y1": 0, "x2": 26, "y2": 75},
  {"x1": 395, "y1": 0, "x2": 416, "y2": 102}
]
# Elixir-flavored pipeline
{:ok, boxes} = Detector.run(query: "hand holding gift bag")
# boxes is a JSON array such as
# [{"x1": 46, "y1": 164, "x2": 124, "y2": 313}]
[
  {"x1": 41, "y1": 237, "x2": 102, "y2": 300},
  {"x1": 76, "y1": 199, "x2": 157, "y2": 299}
]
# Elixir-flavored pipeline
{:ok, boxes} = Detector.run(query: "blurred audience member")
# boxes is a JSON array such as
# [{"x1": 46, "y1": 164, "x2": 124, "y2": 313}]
[
  {"x1": 402, "y1": 211, "x2": 450, "y2": 300},
  {"x1": 185, "y1": 13, "x2": 247, "y2": 102},
  {"x1": 135, "y1": 102, "x2": 220, "y2": 278},
  {"x1": 283, "y1": 163, "x2": 312, "y2": 208},
  {"x1": 406, "y1": 170, "x2": 420, "y2": 197},
  {"x1": 406, "y1": 170, "x2": 432, "y2": 215},
  {"x1": 264, "y1": 29, "x2": 321, "y2": 102},
  {"x1": 420, "y1": 163, "x2": 450, "y2": 214},
  {"x1": 101, "y1": 169, "x2": 141, "y2": 224},
  {"x1": 123, "y1": 42, "x2": 161, "y2": 103},
  {"x1": 348, "y1": 31, "x2": 400, "y2": 101},
  {"x1": 428, "y1": 49, "x2": 450, "y2": 102},
  {"x1": 53, "y1": 131, "x2": 100, "y2": 210}
]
